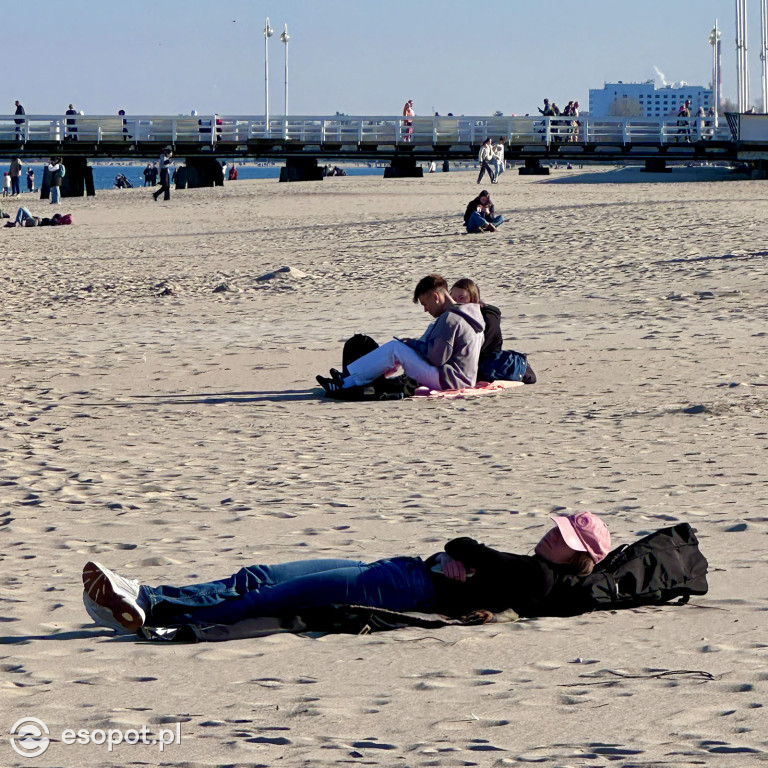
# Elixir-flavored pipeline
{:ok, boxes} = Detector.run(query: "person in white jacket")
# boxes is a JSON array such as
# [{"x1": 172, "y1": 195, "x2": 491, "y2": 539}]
[{"x1": 477, "y1": 137, "x2": 496, "y2": 184}]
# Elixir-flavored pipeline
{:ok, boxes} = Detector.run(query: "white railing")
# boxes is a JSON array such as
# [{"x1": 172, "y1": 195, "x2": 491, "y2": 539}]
[{"x1": 0, "y1": 114, "x2": 733, "y2": 147}]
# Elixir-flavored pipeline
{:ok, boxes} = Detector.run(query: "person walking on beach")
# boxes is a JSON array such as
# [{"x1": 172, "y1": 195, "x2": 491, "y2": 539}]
[
  {"x1": 9, "y1": 157, "x2": 22, "y2": 196},
  {"x1": 490, "y1": 138, "x2": 505, "y2": 183},
  {"x1": 2, "y1": 173, "x2": 11, "y2": 198},
  {"x1": 26, "y1": 167, "x2": 35, "y2": 193},
  {"x1": 152, "y1": 148, "x2": 173, "y2": 201},
  {"x1": 14, "y1": 100, "x2": 25, "y2": 140},
  {"x1": 477, "y1": 137, "x2": 496, "y2": 184}
]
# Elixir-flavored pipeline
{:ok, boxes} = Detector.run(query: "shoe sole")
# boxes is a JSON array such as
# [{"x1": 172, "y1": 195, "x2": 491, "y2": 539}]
[
  {"x1": 82, "y1": 561, "x2": 143, "y2": 631},
  {"x1": 82, "y1": 591, "x2": 133, "y2": 634}
]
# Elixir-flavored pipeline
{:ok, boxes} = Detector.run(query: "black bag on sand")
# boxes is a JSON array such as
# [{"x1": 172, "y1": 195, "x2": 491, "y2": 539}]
[
  {"x1": 551, "y1": 523, "x2": 708, "y2": 616},
  {"x1": 337, "y1": 334, "x2": 418, "y2": 401}
]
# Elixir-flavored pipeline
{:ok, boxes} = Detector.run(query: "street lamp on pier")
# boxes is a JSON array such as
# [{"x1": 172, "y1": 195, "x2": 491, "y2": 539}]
[
  {"x1": 709, "y1": 21, "x2": 721, "y2": 127},
  {"x1": 264, "y1": 17, "x2": 274, "y2": 135},
  {"x1": 280, "y1": 24, "x2": 290, "y2": 117}
]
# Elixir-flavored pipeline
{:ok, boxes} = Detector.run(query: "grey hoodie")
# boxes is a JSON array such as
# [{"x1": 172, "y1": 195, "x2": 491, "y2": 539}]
[{"x1": 405, "y1": 303, "x2": 485, "y2": 389}]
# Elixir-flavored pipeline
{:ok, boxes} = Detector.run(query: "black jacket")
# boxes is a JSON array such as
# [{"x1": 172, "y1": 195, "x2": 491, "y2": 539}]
[
  {"x1": 463, "y1": 196, "x2": 495, "y2": 225},
  {"x1": 480, "y1": 304, "x2": 503, "y2": 359},
  {"x1": 426, "y1": 537, "x2": 578, "y2": 618}
]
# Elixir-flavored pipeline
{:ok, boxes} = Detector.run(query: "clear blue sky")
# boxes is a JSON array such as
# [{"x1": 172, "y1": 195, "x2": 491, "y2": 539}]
[{"x1": 3, "y1": 1, "x2": 762, "y2": 116}]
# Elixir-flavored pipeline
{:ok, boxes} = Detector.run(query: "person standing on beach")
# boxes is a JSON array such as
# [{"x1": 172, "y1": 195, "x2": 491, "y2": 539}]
[
  {"x1": 26, "y1": 167, "x2": 35, "y2": 193},
  {"x1": 152, "y1": 148, "x2": 173, "y2": 201},
  {"x1": 47, "y1": 158, "x2": 64, "y2": 205},
  {"x1": 9, "y1": 157, "x2": 23, "y2": 196}
]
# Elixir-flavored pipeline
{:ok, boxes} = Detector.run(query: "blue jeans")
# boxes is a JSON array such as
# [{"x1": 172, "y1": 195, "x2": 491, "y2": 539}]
[
  {"x1": 11, "y1": 177, "x2": 20, "y2": 195},
  {"x1": 15, "y1": 207, "x2": 34, "y2": 224},
  {"x1": 141, "y1": 556, "x2": 435, "y2": 626},
  {"x1": 50, "y1": 186, "x2": 60, "y2": 204},
  {"x1": 466, "y1": 211, "x2": 503, "y2": 232}
]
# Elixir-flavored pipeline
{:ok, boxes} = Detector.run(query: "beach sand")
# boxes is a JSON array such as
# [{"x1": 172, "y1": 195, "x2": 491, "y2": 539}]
[{"x1": 1, "y1": 168, "x2": 767, "y2": 766}]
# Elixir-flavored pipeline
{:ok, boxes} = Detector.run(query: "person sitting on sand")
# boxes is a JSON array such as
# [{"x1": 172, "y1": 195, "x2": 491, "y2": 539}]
[
  {"x1": 81, "y1": 512, "x2": 611, "y2": 633},
  {"x1": 464, "y1": 190, "x2": 503, "y2": 233},
  {"x1": 450, "y1": 277, "x2": 536, "y2": 384},
  {"x1": 316, "y1": 274, "x2": 485, "y2": 398}
]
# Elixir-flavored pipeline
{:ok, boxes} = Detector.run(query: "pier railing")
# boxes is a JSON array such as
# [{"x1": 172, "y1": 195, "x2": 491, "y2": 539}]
[{"x1": 0, "y1": 114, "x2": 732, "y2": 148}]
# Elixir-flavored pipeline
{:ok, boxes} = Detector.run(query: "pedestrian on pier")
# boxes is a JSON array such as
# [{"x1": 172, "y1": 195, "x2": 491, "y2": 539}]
[
  {"x1": 676, "y1": 101, "x2": 691, "y2": 142},
  {"x1": 14, "y1": 100, "x2": 25, "y2": 140},
  {"x1": 402, "y1": 99, "x2": 414, "y2": 141},
  {"x1": 65, "y1": 104, "x2": 78, "y2": 140}
]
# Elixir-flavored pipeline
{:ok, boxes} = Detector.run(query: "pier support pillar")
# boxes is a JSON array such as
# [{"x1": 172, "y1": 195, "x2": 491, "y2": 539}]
[
  {"x1": 279, "y1": 157, "x2": 323, "y2": 182},
  {"x1": 642, "y1": 158, "x2": 670, "y2": 173},
  {"x1": 384, "y1": 156, "x2": 423, "y2": 178},
  {"x1": 182, "y1": 157, "x2": 224, "y2": 188},
  {"x1": 518, "y1": 158, "x2": 549, "y2": 175}
]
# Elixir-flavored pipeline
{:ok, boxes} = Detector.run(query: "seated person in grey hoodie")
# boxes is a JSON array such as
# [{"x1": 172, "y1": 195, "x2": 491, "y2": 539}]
[{"x1": 317, "y1": 274, "x2": 485, "y2": 398}]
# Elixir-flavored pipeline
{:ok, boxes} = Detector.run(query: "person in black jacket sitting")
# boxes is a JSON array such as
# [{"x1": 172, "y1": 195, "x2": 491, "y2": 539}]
[
  {"x1": 81, "y1": 512, "x2": 610, "y2": 634},
  {"x1": 450, "y1": 277, "x2": 536, "y2": 384},
  {"x1": 464, "y1": 190, "x2": 503, "y2": 233}
]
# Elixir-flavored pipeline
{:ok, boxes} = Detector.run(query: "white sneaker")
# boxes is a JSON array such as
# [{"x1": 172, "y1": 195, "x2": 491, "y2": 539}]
[
  {"x1": 82, "y1": 590, "x2": 134, "y2": 634},
  {"x1": 82, "y1": 561, "x2": 145, "y2": 631}
]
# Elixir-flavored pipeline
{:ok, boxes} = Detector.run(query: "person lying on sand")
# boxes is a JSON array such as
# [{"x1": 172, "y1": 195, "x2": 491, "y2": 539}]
[
  {"x1": 316, "y1": 273, "x2": 485, "y2": 398},
  {"x1": 6, "y1": 207, "x2": 71, "y2": 228},
  {"x1": 450, "y1": 277, "x2": 536, "y2": 384},
  {"x1": 82, "y1": 512, "x2": 611, "y2": 634}
]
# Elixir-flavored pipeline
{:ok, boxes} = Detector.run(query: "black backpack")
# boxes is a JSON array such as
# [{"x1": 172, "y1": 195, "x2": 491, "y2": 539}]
[
  {"x1": 339, "y1": 334, "x2": 418, "y2": 401},
  {"x1": 553, "y1": 523, "x2": 708, "y2": 616}
]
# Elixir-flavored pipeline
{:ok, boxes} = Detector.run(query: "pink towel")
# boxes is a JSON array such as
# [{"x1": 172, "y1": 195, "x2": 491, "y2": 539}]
[{"x1": 411, "y1": 380, "x2": 524, "y2": 399}]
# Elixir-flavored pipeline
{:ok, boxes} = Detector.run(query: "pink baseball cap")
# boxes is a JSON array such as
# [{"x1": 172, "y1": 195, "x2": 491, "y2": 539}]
[{"x1": 551, "y1": 512, "x2": 611, "y2": 563}]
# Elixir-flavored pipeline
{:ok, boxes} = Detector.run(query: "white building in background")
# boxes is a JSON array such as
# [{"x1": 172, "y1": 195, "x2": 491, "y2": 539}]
[{"x1": 589, "y1": 81, "x2": 713, "y2": 117}]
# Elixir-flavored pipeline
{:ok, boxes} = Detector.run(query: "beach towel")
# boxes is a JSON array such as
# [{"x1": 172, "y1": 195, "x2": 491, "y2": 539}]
[{"x1": 412, "y1": 380, "x2": 524, "y2": 399}]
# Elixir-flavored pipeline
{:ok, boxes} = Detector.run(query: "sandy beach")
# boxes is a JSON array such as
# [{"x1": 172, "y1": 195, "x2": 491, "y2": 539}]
[{"x1": 1, "y1": 167, "x2": 767, "y2": 766}]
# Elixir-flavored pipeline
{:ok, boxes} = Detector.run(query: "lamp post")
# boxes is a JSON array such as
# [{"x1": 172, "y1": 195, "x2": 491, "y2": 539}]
[
  {"x1": 264, "y1": 17, "x2": 274, "y2": 135},
  {"x1": 709, "y1": 21, "x2": 721, "y2": 127},
  {"x1": 761, "y1": 0, "x2": 768, "y2": 112},
  {"x1": 280, "y1": 24, "x2": 290, "y2": 117},
  {"x1": 735, "y1": 0, "x2": 749, "y2": 112}
]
